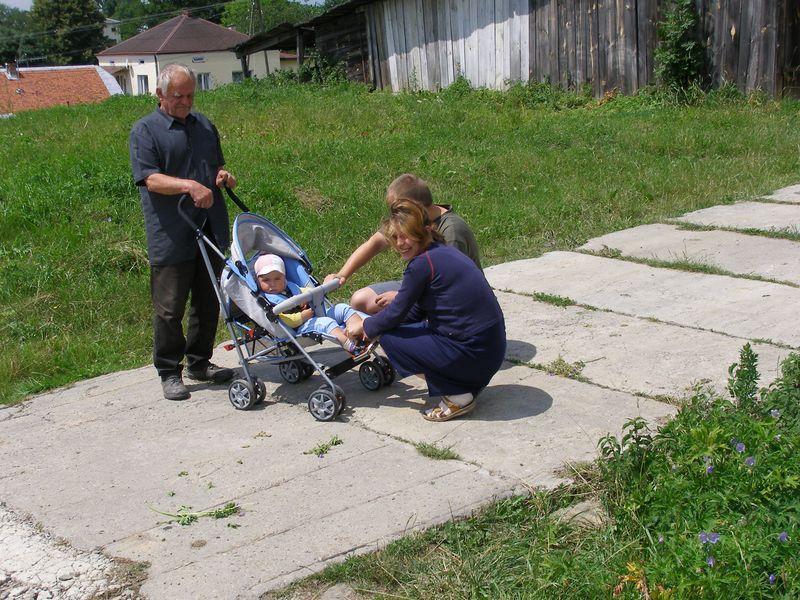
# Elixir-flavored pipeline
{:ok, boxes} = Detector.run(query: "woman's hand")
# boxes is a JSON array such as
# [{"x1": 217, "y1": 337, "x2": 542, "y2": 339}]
[{"x1": 346, "y1": 319, "x2": 366, "y2": 341}]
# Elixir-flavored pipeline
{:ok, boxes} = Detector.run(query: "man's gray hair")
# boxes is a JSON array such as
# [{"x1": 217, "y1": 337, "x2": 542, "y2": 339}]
[{"x1": 157, "y1": 64, "x2": 196, "y2": 94}]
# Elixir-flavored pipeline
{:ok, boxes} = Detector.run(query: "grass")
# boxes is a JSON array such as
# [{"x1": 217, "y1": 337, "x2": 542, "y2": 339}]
[
  {"x1": 304, "y1": 435, "x2": 344, "y2": 456},
  {"x1": 414, "y1": 442, "x2": 461, "y2": 460},
  {"x1": 1, "y1": 81, "x2": 799, "y2": 404},
  {"x1": 267, "y1": 347, "x2": 800, "y2": 599}
]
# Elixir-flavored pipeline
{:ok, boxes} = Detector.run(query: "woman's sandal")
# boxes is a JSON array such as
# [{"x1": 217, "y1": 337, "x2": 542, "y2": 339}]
[{"x1": 423, "y1": 395, "x2": 475, "y2": 422}]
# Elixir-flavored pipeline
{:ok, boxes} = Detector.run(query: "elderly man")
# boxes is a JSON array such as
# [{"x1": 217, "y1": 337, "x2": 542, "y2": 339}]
[{"x1": 129, "y1": 63, "x2": 236, "y2": 400}]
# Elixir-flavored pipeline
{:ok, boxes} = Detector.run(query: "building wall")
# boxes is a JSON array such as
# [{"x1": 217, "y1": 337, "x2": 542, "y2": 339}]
[{"x1": 98, "y1": 50, "x2": 285, "y2": 95}]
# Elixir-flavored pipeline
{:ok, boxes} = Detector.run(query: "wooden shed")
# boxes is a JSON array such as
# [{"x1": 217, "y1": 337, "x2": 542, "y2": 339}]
[{"x1": 242, "y1": 0, "x2": 800, "y2": 97}]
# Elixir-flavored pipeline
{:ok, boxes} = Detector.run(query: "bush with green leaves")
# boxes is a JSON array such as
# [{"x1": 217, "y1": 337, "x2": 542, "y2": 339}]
[
  {"x1": 599, "y1": 346, "x2": 800, "y2": 598},
  {"x1": 653, "y1": 0, "x2": 705, "y2": 89}
]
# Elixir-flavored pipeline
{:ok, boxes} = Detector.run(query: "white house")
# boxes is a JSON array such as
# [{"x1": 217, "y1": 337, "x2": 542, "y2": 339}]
[
  {"x1": 97, "y1": 12, "x2": 283, "y2": 96},
  {"x1": 103, "y1": 18, "x2": 122, "y2": 44}
]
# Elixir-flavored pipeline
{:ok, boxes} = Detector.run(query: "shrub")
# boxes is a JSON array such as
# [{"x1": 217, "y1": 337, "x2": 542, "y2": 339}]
[
  {"x1": 653, "y1": 0, "x2": 705, "y2": 89},
  {"x1": 598, "y1": 346, "x2": 800, "y2": 598}
]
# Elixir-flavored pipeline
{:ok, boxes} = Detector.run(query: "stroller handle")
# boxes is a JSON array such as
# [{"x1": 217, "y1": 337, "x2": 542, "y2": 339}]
[
  {"x1": 176, "y1": 184, "x2": 251, "y2": 230},
  {"x1": 271, "y1": 279, "x2": 342, "y2": 316}
]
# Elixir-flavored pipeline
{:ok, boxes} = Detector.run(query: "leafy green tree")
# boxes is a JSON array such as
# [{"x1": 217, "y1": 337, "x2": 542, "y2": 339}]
[
  {"x1": 0, "y1": 4, "x2": 41, "y2": 65},
  {"x1": 30, "y1": 0, "x2": 109, "y2": 65},
  {"x1": 222, "y1": 0, "x2": 321, "y2": 35}
]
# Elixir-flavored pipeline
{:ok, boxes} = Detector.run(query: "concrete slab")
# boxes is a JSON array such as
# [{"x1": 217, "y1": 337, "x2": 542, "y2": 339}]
[
  {"x1": 761, "y1": 184, "x2": 800, "y2": 204},
  {"x1": 1, "y1": 342, "x2": 675, "y2": 599},
  {"x1": 486, "y1": 252, "x2": 800, "y2": 348},
  {"x1": 674, "y1": 201, "x2": 800, "y2": 233},
  {"x1": 579, "y1": 224, "x2": 800, "y2": 285},
  {"x1": 497, "y1": 291, "x2": 787, "y2": 398},
  {"x1": 347, "y1": 365, "x2": 676, "y2": 487},
  {"x1": 0, "y1": 364, "x2": 513, "y2": 600}
]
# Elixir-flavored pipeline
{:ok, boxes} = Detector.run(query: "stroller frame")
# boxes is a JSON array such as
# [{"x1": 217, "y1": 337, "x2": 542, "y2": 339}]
[{"x1": 177, "y1": 188, "x2": 395, "y2": 420}]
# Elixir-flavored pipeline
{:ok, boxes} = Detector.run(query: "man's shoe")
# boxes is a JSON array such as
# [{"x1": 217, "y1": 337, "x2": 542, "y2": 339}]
[
  {"x1": 187, "y1": 363, "x2": 234, "y2": 383},
  {"x1": 162, "y1": 375, "x2": 190, "y2": 401}
]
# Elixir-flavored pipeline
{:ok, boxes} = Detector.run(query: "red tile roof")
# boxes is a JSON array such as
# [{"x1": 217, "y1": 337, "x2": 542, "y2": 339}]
[
  {"x1": 0, "y1": 66, "x2": 121, "y2": 114},
  {"x1": 98, "y1": 14, "x2": 249, "y2": 56}
]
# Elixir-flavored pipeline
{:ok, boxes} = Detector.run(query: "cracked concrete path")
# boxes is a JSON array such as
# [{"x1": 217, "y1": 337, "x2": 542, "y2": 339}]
[
  {"x1": 2, "y1": 183, "x2": 798, "y2": 599},
  {"x1": 760, "y1": 184, "x2": 800, "y2": 204},
  {"x1": 497, "y1": 291, "x2": 787, "y2": 399},
  {"x1": 673, "y1": 201, "x2": 800, "y2": 233},
  {"x1": 579, "y1": 224, "x2": 800, "y2": 286},
  {"x1": 0, "y1": 347, "x2": 672, "y2": 599},
  {"x1": 486, "y1": 251, "x2": 800, "y2": 348}
]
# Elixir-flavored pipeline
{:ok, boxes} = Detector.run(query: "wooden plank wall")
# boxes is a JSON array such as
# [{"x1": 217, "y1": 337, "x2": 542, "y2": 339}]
[
  {"x1": 316, "y1": 12, "x2": 371, "y2": 85},
  {"x1": 352, "y1": 0, "x2": 794, "y2": 96},
  {"x1": 368, "y1": 0, "x2": 530, "y2": 91}
]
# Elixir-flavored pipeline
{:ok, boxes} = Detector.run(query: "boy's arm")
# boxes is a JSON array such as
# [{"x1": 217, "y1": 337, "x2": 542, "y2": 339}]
[{"x1": 325, "y1": 231, "x2": 389, "y2": 284}]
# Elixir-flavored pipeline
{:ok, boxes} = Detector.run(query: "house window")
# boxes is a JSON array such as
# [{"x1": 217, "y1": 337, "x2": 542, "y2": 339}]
[
  {"x1": 197, "y1": 72, "x2": 211, "y2": 90},
  {"x1": 137, "y1": 74, "x2": 149, "y2": 95},
  {"x1": 232, "y1": 71, "x2": 244, "y2": 83},
  {"x1": 115, "y1": 75, "x2": 128, "y2": 94}
]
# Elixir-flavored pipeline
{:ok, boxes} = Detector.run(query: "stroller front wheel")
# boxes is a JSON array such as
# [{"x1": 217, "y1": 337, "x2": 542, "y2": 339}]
[
  {"x1": 308, "y1": 388, "x2": 342, "y2": 421},
  {"x1": 228, "y1": 379, "x2": 257, "y2": 410}
]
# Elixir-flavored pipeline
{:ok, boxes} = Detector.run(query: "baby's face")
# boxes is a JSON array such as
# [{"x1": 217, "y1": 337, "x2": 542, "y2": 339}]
[{"x1": 258, "y1": 271, "x2": 286, "y2": 294}]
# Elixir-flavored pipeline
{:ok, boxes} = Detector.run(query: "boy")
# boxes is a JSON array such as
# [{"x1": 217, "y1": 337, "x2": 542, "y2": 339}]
[
  {"x1": 255, "y1": 254, "x2": 366, "y2": 354},
  {"x1": 326, "y1": 174, "x2": 481, "y2": 315}
]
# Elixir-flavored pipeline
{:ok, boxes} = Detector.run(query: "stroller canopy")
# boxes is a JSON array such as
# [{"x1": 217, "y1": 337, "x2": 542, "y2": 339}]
[{"x1": 230, "y1": 213, "x2": 310, "y2": 269}]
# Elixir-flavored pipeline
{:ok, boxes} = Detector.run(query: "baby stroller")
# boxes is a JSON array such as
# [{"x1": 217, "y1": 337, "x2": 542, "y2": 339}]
[{"x1": 177, "y1": 188, "x2": 395, "y2": 420}]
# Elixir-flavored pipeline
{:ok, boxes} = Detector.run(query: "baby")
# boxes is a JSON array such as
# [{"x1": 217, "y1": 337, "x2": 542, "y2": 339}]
[{"x1": 254, "y1": 254, "x2": 366, "y2": 355}]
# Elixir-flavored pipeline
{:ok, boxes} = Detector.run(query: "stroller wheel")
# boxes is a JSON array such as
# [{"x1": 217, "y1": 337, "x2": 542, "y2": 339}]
[
  {"x1": 299, "y1": 362, "x2": 315, "y2": 381},
  {"x1": 335, "y1": 385, "x2": 346, "y2": 415},
  {"x1": 372, "y1": 356, "x2": 395, "y2": 386},
  {"x1": 228, "y1": 379, "x2": 257, "y2": 410},
  {"x1": 359, "y1": 361, "x2": 385, "y2": 392},
  {"x1": 308, "y1": 388, "x2": 340, "y2": 421},
  {"x1": 279, "y1": 360, "x2": 303, "y2": 384},
  {"x1": 253, "y1": 377, "x2": 267, "y2": 404}
]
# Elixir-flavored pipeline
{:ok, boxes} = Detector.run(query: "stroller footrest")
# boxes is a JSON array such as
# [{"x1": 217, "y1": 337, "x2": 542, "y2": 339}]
[{"x1": 325, "y1": 357, "x2": 356, "y2": 378}]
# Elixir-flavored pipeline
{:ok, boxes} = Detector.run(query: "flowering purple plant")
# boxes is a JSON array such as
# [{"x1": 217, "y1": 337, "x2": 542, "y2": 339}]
[
  {"x1": 706, "y1": 556, "x2": 716, "y2": 567},
  {"x1": 706, "y1": 464, "x2": 714, "y2": 474},
  {"x1": 735, "y1": 442, "x2": 746, "y2": 453},
  {"x1": 658, "y1": 534, "x2": 664, "y2": 544},
  {"x1": 769, "y1": 574, "x2": 776, "y2": 585},
  {"x1": 744, "y1": 456, "x2": 755, "y2": 467},
  {"x1": 770, "y1": 408, "x2": 781, "y2": 418},
  {"x1": 699, "y1": 532, "x2": 720, "y2": 545},
  {"x1": 778, "y1": 531, "x2": 788, "y2": 543}
]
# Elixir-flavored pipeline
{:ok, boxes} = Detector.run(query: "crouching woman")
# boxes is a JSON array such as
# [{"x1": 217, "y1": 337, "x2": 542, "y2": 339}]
[{"x1": 346, "y1": 200, "x2": 506, "y2": 422}]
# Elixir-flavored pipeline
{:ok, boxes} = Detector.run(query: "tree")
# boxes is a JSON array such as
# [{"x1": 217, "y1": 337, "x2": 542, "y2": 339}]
[
  {"x1": 29, "y1": 0, "x2": 109, "y2": 65},
  {"x1": 221, "y1": 0, "x2": 321, "y2": 36},
  {"x1": 0, "y1": 4, "x2": 40, "y2": 65}
]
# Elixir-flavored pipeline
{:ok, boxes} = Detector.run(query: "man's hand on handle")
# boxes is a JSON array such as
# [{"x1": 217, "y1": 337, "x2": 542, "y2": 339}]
[{"x1": 216, "y1": 169, "x2": 237, "y2": 190}]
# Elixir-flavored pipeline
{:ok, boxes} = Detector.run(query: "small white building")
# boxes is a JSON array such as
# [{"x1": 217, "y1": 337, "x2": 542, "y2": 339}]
[
  {"x1": 97, "y1": 12, "x2": 282, "y2": 96},
  {"x1": 103, "y1": 18, "x2": 122, "y2": 44}
]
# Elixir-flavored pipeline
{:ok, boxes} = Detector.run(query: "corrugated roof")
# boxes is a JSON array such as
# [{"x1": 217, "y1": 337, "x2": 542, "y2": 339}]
[
  {"x1": 0, "y1": 66, "x2": 122, "y2": 114},
  {"x1": 98, "y1": 14, "x2": 249, "y2": 56}
]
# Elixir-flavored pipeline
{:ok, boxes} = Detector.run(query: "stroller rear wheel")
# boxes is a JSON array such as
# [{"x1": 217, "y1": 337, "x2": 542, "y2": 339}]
[
  {"x1": 359, "y1": 361, "x2": 385, "y2": 391},
  {"x1": 299, "y1": 362, "x2": 315, "y2": 380},
  {"x1": 228, "y1": 379, "x2": 257, "y2": 410},
  {"x1": 253, "y1": 377, "x2": 267, "y2": 404},
  {"x1": 372, "y1": 356, "x2": 395, "y2": 386},
  {"x1": 279, "y1": 360, "x2": 303, "y2": 384},
  {"x1": 308, "y1": 388, "x2": 342, "y2": 421}
]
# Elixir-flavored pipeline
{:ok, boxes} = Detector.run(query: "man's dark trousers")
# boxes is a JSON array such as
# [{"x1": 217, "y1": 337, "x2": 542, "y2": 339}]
[{"x1": 150, "y1": 250, "x2": 224, "y2": 379}]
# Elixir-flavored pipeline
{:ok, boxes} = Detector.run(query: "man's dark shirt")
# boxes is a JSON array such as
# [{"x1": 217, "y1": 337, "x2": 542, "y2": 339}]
[{"x1": 129, "y1": 108, "x2": 230, "y2": 265}]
